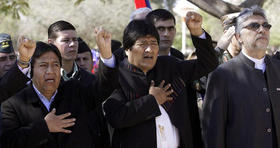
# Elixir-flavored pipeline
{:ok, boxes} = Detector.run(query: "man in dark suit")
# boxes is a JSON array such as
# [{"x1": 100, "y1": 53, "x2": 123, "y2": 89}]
[
  {"x1": 1, "y1": 42, "x2": 111, "y2": 148},
  {"x1": 0, "y1": 21, "x2": 117, "y2": 103},
  {"x1": 102, "y1": 10, "x2": 218, "y2": 148},
  {"x1": 146, "y1": 9, "x2": 204, "y2": 147},
  {"x1": 203, "y1": 6, "x2": 280, "y2": 148}
]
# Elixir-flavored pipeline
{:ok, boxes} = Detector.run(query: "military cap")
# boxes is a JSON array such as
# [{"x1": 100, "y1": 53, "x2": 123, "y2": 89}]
[{"x1": 0, "y1": 33, "x2": 14, "y2": 53}]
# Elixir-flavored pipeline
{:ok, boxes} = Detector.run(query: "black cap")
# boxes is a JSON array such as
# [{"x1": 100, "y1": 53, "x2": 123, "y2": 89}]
[
  {"x1": 78, "y1": 37, "x2": 91, "y2": 54},
  {"x1": 0, "y1": 33, "x2": 14, "y2": 53}
]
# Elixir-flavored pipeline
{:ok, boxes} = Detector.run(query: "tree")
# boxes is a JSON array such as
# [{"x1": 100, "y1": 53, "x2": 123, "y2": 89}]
[
  {"x1": 187, "y1": 0, "x2": 267, "y2": 18},
  {"x1": 0, "y1": 0, "x2": 29, "y2": 19}
]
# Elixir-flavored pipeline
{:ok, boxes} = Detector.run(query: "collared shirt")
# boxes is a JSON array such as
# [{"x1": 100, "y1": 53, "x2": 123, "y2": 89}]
[
  {"x1": 61, "y1": 62, "x2": 79, "y2": 81},
  {"x1": 242, "y1": 50, "x2": 266, "y2": 73},
  {"x1": 33, "y1": 84, "x2": 57, "y2": 111},
  {"x1": 156, "y1": 105, "x2": 179, "y2": 148}
]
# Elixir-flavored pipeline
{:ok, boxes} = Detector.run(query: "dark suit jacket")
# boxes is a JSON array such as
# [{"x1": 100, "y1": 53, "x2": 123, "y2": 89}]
[
  {"x1": 203, "y1": 53, "x2": 280, "y2": 148},
  {"x1": 0, "y1": 60, "x2": 117, "y2": 104},
  {"x1": 0, "y1": 61, "x2": 117, "y2": 148},
  {"x1": 1, "y1": 78, "x2": 109, "y2": 148},
  {"x1": 0, "y1": 64, "x2": 29, "y2": 103},
  {"x1": 170, "y1": 47, "x2": 204, "y2": 148},
  {"x1": 103, "y1": 33, "x2": 218, "y2": 148}
]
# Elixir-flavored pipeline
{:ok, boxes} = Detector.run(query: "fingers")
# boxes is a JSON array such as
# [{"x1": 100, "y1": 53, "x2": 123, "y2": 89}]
[
  {"x1": 150, "y1": 80, "x2": 155, "y2": 87},
  {"x1": 166, "y1": 97, "x2": 173, "y2": 102},
  {"x1": 61, "y1": 121, "x2": 75, "y2": 128},
  {"x1": 186, "y1": 11, "x2": 202, "y2": 22},
  {"x1": 163, "y1": 83, "x2": 171, "y2": 91},
  {"x1": 165, "y1": 89, "x2": 174, "y2": 96},
  {"x1": 61, "y1": 118, "x2": 76, "y2": 124},
  {"x1": 94, "y1": 27, "x2": 111, "y2": 39},
  {"x1": 159, "y1": 80, "x2": 165, "y2": 88},
  {"x1": 61, "y1": 129, "x2": 72, "y2": 134},
  {"x1": 57, "y1": 112, "x2": 72, "y2": 120}
]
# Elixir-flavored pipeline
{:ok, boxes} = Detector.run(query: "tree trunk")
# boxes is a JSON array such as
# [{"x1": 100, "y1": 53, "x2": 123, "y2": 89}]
[{"x1": 187, "y1": 0, "x2": 267, "y2": 19}]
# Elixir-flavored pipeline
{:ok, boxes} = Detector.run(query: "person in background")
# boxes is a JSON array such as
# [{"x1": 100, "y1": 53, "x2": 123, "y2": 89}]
[
  {"x1": 0, "y1": 33, "x2": 16, "y2": 79},
  {"x1": 76, "y1": 37, "x2": 93, "y2": 73}
]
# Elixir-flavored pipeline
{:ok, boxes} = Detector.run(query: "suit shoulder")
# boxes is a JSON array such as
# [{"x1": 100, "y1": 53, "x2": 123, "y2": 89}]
[
  {"x1": 170, "y1": 48, "x2": 184, "y2": 60},
  {"x1": 2, "y1": 86, "x2": 30, "y2": 107}
]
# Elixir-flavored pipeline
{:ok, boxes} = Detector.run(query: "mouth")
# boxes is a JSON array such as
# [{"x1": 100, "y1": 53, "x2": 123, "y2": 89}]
[
  {"x1": 45, "y1": 78, "x2": 55, "y2": 83},
  {"x1": 161, "y1": 40, "x2": 170, "y2": 43},
  {"x1": 143, "y1": 55, "x2": 153, "y2": 59}
]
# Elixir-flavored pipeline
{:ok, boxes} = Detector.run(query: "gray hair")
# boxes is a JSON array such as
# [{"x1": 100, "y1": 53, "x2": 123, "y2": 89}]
[
  {"x1": 235, "y1": 5, "x2": 267, "y2": 34},
  {"x1": 130, "y1": 7, "x2": 152, "y2": 21}
]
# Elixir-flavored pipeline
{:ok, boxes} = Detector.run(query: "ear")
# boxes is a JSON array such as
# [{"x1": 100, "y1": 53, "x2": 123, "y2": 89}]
[
  {"x1": 125, "y1": 49, "x2": 130, "y2": 56},
  {"x1": 235, "y1": 34, "x2": 242, "y2": 44},
  {"x1": 48, "y1": 39, "x2": 54, "y2": 44}
]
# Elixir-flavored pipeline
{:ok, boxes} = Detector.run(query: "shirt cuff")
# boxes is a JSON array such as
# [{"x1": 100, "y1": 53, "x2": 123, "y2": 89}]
[
  {"x1": 18, "y1": 64, "x2": 31, "y2": 78},
  {"x1": 100, "y1": 54, "x2": 116, "y2": 68},
  {"x1": 198, "y1": 32, "x2": 206, "y2": 39}
]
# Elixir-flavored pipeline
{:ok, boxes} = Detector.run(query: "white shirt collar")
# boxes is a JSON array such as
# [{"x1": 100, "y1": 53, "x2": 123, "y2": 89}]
[
  {"x1": 33, "y1": 84, "x2": 57, "y2": 111},
  {"x1": 242, "y1": 50, "x2": 266, "y2": 73}
]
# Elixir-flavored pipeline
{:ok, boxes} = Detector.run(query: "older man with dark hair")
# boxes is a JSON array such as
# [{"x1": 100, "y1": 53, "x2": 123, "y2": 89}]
[
  {"x1": 202, "y1": 6, "x2": 280, "y2": 148},
  {"x1": 1, "y1": 41, "x2": 111, "y2": 148},
  {"x1": 100, "y1": 10, "x2": 218, "y2": 147}
]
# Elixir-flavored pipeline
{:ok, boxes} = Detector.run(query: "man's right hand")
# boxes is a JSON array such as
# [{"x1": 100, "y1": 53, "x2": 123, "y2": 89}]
[
  {"x1": 94, "y1": 27, "x2": 112, "y2": 59},
  {"x1": 149, "y1": 80, "x2": 174, "y2": 105},
  {"x1": 44, "y1": 108, "x2": 76, "y2": 134},
  {"x1": 17, "y1": 36, "x2": 36, "y2": 63}
]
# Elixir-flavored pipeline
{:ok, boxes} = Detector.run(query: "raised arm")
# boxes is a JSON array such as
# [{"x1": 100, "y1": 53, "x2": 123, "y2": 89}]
[{"x1": 178, "y1": 11, "x2": 218, "y2": 82}]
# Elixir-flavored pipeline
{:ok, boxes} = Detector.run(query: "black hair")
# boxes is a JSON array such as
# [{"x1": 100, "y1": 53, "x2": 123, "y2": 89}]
[
  {"x1": 30, "y1": 41, "x2": 62, "y2": 78},
  {"x1": 145, "y1": 9, "x2": 176, "y2": 25},
  {"x1": 77, "y1": 37, "x2": 92, "y2": 58},
  {"x1": 111, "y1": 40, "x2": 122, "y2": 53},
  {"x1": 123, "y1": 20, "x2": 160, "y2": 50},
  {"x1": 48, "y1": 20, "x2": 76, "y2": 39}
]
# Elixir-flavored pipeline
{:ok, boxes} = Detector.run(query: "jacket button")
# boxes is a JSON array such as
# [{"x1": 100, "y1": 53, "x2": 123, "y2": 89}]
[
  {"x1": 266, "y1": 108, "x2": 270, "y2": 112},
  {"x1": 267, "y1": 128, "x2": 272, "y2": 133},
  {"x1": 263, "y1": 88, "x2": 267, "y2": 92}
]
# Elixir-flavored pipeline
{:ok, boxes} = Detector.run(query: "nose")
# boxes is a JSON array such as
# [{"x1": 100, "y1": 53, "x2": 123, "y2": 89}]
[
  {"x1": 258, "y1": 25, "x2": 267, "y2": 33},
  {"x1": 144, "y1": 46, "x2": 152, "y2": 52},
  {"x1": 46, "y1": 65, "x2": 54, "y2": 74},
  {"x1": 79, "y1": 59, "x2": 85, "y2": 65},
  {"x1": 163, "y1": 29, "x2": 169, "y2": 36},
  {"x1": 69, "y1": 40, "x2": 77, "y2": 47}
]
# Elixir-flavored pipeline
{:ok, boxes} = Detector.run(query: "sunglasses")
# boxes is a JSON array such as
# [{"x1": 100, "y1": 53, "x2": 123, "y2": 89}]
[{"x1": 243, "y1": 22, "x2": 272, "y2": 31}]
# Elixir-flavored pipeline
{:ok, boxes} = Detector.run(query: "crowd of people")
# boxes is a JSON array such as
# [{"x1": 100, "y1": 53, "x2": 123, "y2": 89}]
[{"x1": 0, "y1": 4, "x2": 279, "y2": 148}]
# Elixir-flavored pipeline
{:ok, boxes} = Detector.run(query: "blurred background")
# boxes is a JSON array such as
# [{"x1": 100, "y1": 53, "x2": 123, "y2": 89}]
[{"x1": 0, "y1": 0, "x2": 279, "y2": 53}]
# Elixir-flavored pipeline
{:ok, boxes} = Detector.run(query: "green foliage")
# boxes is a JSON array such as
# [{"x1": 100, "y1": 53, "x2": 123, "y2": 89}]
[{"x1": 0, "y1": 0, "x2": 29, "y2": 19}]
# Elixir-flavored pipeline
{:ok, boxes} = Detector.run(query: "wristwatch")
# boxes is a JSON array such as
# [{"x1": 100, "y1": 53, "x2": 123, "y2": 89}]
[{"x1": 17, "y1": 57, "x2": 30, "y2": 67}]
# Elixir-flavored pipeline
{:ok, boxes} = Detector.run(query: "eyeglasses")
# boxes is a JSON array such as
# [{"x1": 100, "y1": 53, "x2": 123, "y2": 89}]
[{"x1": 243, "y1": 22, "x2": 272, "y2": 31}]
